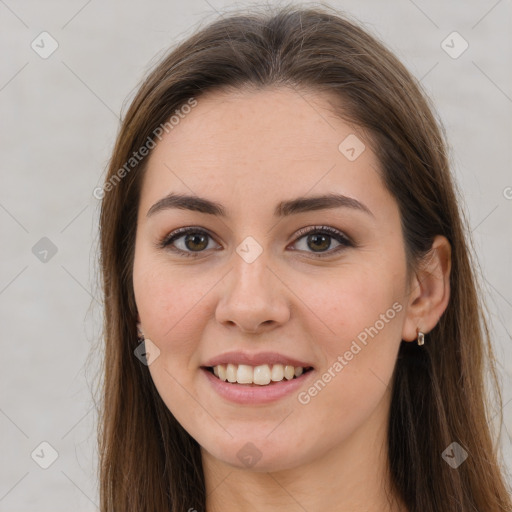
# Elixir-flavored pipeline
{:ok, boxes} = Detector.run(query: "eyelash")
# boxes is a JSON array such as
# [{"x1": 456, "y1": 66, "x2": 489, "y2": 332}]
[{"x1": 158, "y1": 225, "x2": 353, "y2": 259}]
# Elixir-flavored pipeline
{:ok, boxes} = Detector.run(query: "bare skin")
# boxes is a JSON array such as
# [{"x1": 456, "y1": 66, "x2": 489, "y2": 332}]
[{"x1": 132, "y1": 87, "x2": 451, "y2": 512}]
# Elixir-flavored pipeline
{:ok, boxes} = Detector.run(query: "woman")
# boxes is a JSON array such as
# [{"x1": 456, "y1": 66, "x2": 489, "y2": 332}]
[{"x1": 96, "y1": 5, "x2": 512, "y2": 511}]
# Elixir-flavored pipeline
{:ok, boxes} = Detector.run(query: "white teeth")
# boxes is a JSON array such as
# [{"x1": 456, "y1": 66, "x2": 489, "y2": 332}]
[
  {"x1": 271, "y1": 364, "x2": 284, "y2": 381},
  {"x1": 217, "y1": 364, "x2": 227, "y2": 381},
  {"x1": 226, "y1": 363, "x2": 237, "y2": 383},
  {"x1": 236, "y1": 364, "x2": 253, "y2": 384},
  {"x1": 253, "y1": 365, "x2": 271, "y2": 385},
  {"x1": 210, "y1": 363, "x2": 309, "y2": 385},
  {"x1": 284, "y1": 365, "x2": 295, "y2": 380}
]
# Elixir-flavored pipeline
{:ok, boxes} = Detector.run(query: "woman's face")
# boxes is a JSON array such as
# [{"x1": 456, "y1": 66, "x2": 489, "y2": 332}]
[{"x1": 133, "y1": 87, "x2": 411, "y2": 472}]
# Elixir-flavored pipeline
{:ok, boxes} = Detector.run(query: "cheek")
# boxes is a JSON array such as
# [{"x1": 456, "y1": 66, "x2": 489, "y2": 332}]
[
  {"x1": 298, "y1": 263, "x2": 405, "y2": 407},
  {"x1": 133, "y1": 255, "x2": 217, "y2": 358},
  {"x1": 306, "y1": 262, "x2": 403, "y2": 346},
  {"x1": 133, "y1": 257, "x2": 212, "y2": 428}
]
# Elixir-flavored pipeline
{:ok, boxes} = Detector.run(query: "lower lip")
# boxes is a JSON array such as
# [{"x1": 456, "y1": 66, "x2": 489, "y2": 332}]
[{"x1": 201, "y1": 367, "x2": 314, "y2": 405}]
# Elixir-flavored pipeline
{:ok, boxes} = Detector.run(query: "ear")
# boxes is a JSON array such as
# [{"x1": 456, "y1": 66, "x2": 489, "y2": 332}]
[{"x1": 401, "y1": 235, "x2": 451, "y2": 342}]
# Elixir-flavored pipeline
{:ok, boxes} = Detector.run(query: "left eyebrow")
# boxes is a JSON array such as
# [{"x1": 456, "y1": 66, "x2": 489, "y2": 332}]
[{"x1": 146, "y1": 192, "x2": 374, "y2": 218}]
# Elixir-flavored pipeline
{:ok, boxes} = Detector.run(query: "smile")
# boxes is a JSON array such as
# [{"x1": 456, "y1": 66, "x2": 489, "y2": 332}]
[{"x1": 207, "y1": 363, "x2": 313, "y2": 386}]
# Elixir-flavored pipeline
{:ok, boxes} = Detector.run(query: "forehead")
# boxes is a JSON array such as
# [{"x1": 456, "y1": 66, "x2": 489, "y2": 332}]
[
  {"x1": 150, "y1": 86, "x2": 360, "y2": 166},
  {"x1": 139, "y1": 87, "x2": 392, "y2": 220}
]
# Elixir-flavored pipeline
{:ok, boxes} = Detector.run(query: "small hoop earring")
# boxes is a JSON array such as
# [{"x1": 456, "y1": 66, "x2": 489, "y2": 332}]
[{"x1": 417, "y1": 330, "x2": 425, "y2": 346}]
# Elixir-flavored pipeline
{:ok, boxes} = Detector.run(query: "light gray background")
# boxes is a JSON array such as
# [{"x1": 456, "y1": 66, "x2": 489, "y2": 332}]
[{"x1": 1, "y1": 0, "x2": 511, "y2": 510}]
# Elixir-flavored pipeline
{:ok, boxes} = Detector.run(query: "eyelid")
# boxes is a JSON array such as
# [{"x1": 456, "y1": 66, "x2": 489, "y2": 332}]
[
  {"x1": 158, "y1": 226, "x2": 220, "y2": 255},
  {"x1": 158, "y1": 225, "x2": 353, "y2": 258},
  {"x1": 292, "y1": 225, "x2": 352, "y2": 246}
]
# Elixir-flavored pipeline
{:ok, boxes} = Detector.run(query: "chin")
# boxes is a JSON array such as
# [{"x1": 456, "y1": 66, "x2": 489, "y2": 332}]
[{"x1": 202, "y1": 437, "x2": 309, "y2": 473}]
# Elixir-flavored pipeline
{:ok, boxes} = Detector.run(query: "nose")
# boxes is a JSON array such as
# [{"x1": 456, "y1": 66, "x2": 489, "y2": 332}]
[{"x1": 215, "y1": 251, "x2": 291, "y2": 334}]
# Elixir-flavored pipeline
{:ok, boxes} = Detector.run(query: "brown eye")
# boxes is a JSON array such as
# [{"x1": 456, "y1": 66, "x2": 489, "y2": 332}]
[
  {"x1": 305, "y1": 233, "x2": 331, "y2": 252},
  {"x1": 182, "y1": 232, "x2": 209, "y2": 251},
  {"x1": 292, "y1": 226, "x2": 353, "y2": 257},
  {"x1": 160, "y1": 227, "x2": 219, "y2": 257}
]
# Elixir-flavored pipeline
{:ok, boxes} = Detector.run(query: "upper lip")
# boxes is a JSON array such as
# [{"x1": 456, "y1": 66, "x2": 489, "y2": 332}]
[{"x1": 202, "y1": 351, "x2": 314, "y2": 368}]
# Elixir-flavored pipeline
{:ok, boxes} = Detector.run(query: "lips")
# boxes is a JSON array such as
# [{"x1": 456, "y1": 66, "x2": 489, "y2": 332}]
[
  {"x1": 200, "y1": 351, "x2": 315, "y2": 401},
  {"x1": 202, "y1": 351, "x2": 313, "y2": 368},
  {"x1": 201, "y1": 363, "x2": 315, "y2": 404}
]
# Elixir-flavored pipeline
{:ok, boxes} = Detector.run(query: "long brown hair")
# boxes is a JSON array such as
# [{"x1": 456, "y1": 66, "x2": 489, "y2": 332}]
[{"x1": 96, "y1": 5, "x2": 512, "y2": 511}]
